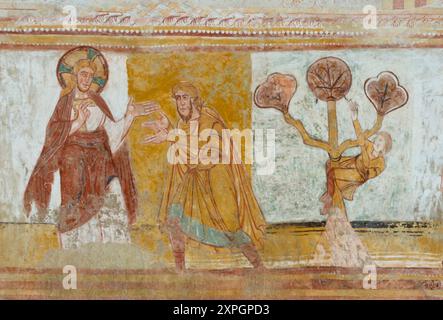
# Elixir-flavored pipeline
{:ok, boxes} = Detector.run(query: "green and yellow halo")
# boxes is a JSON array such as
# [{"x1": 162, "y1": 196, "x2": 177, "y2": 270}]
[{"x1": 56, "y1": 46, "x2": 109, "y2": 93}]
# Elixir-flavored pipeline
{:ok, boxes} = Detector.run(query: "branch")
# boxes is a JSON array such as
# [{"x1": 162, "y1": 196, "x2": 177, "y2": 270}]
[
  {"x1": 283, "y1": 112, "x2": 331, "y2": 153},
  {"x1": 337, "y1": 114, "x2": 384, "y2": 154},
  {"x1": 364, "y1": 113, "x2": 384, "y2": 137}
]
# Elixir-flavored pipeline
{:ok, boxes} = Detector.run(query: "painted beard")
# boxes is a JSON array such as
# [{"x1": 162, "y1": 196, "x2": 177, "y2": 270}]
[{"x1": 178, "y1": 104, "x2": 194, "y2": 122}]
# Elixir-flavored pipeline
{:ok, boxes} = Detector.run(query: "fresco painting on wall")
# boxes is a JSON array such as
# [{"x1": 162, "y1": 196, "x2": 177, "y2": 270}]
[
  {"x1": 254, "y1": 59, "x2": 409, "y2": 268},
  {"x1": 0, "y1": 0, "x2": 442, "y2": 300}
]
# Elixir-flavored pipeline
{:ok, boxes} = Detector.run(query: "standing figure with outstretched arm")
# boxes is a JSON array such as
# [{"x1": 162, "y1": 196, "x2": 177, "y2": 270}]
[
  {"x1": 141, "y1": 82, "x2": 267, "y2": 272},
  {"x1": 23, "y1": 47, "x2": 154, "y2": 249},
  {"x1": 320, "y1": 100, "x2": 392, "y2": 215}
]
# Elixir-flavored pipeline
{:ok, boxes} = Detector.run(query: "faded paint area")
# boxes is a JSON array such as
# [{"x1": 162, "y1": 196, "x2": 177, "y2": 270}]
[{"x1": 0, "y1": 223, "x2": 440, "y2": 269}]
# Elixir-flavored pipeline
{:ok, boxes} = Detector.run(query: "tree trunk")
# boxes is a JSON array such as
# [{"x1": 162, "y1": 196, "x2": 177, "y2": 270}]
[{"x1": 327, "y1": 100, "x2": 339, "y2": 159}]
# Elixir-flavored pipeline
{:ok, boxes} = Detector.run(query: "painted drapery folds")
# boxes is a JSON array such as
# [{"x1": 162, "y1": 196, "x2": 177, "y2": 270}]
[{"x1": 0, "y1": 0, "x2": 442, "y2": 299}]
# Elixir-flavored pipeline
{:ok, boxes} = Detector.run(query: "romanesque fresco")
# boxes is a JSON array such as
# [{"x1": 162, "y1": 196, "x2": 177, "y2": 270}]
[{"x1": 0, "y1": 0, "x2": 442, "y2": 300}]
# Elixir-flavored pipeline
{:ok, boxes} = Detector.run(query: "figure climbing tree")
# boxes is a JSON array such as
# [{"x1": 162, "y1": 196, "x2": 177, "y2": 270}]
[{"x1": 254, "y1": 57, "x2": 409, "y2": 267}]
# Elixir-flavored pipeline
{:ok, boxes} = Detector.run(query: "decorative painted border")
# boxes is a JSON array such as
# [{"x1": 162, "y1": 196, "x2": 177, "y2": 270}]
[
  {"x1": 0, "y1": 266, "x2": 442, "y2": 299},
  {"x1": 0, "y1": 11, "x2": 443, "y2": 51},
  {"x1": 9, "y1": 11, "x2": 443, "y2": 29}
]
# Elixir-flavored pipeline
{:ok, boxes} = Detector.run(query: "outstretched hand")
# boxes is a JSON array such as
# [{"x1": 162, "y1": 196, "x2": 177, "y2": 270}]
[
  {"x1": 141, "y1": 111, "x2": 169, "y2": 132},
  {"x1": 348, "y1": 100, "x2": 358, "y2": 121},
  {"x1": 126, "y1": 97, "x2": 162, "y2": 118},
  {"x1": 139, "y1": 105, "x2": 170, "y2": 145},
  {"x1": 141, "y1": 129, "x2": 168, "y2": 144}
]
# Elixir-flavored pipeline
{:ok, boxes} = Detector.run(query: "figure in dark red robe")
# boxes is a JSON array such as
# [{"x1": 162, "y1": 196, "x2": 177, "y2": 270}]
[{"x1": 23, "y1": 49, "x2": 154, "y2": 247}]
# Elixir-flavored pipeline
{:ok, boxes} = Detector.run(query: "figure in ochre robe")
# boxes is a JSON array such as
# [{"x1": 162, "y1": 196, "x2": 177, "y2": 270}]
[
  {"x1": 23, "y1": 48, "x2": 152, "y2": 248},
  {"x1": 310, "y1": 100, "x2": 394, "y2": 267},
  {"x1": 320, "y1": 100, "x2": 393, "y2": 215},
  {"x1": 142, "y1": 81, "x2": 267, "y2": 271}
]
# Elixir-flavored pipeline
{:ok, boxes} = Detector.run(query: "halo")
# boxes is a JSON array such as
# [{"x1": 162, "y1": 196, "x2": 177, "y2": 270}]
[{"x1": 56, "y1": 46, "x2": 109, "y2": 93}]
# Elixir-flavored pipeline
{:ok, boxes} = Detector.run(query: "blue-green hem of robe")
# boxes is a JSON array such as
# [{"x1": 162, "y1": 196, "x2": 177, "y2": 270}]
[{"x1": 169, "y1": 203, "x2": 251, "y2": 248}]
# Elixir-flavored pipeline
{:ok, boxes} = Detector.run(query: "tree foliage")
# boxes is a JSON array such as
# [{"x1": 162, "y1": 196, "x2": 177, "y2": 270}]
[
  {"x1": 364, "y1": 71, "x2": 409, "y2": 116},
  {"x1": 306, "y1": 57, "x2": 352, "y2": 102}
]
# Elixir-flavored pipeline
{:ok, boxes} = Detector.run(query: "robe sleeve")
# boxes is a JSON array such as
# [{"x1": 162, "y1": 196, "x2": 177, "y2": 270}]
[
  {"x1": 352, "y1": 118, "x2": 363, "y2": 137},
  {"x1": 352, "y1": 118, "x2": 367, "y2": 147},
  {"x1": 104, "y1": 114, "x2": 134, "y2": 153},
  {"x1": 353, "y1": 119, "x2": 373, "y2": 168},
  {"x1": 24, "y1": 93, "x2": 73, "y2": 215}
]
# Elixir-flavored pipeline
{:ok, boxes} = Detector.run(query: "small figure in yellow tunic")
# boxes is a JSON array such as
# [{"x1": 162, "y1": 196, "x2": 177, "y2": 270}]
[
  {"x1": 320, "y1": 100, "x2": 393, "y2": 215},
  {"x1": 142, "y1": 81, "x2": 267, "y2": 271}
]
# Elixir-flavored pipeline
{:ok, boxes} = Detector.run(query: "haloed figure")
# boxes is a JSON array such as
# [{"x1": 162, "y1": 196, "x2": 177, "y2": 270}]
[
  {"x1": 320, "y1": 100, "x2": 393, "y2": 215},
  {"x1": 24, "y1": 48, "x2": 153, "y2": 248},
  {"x1": 141, "y1": 81, "x2": 267, "y2": 272}
]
